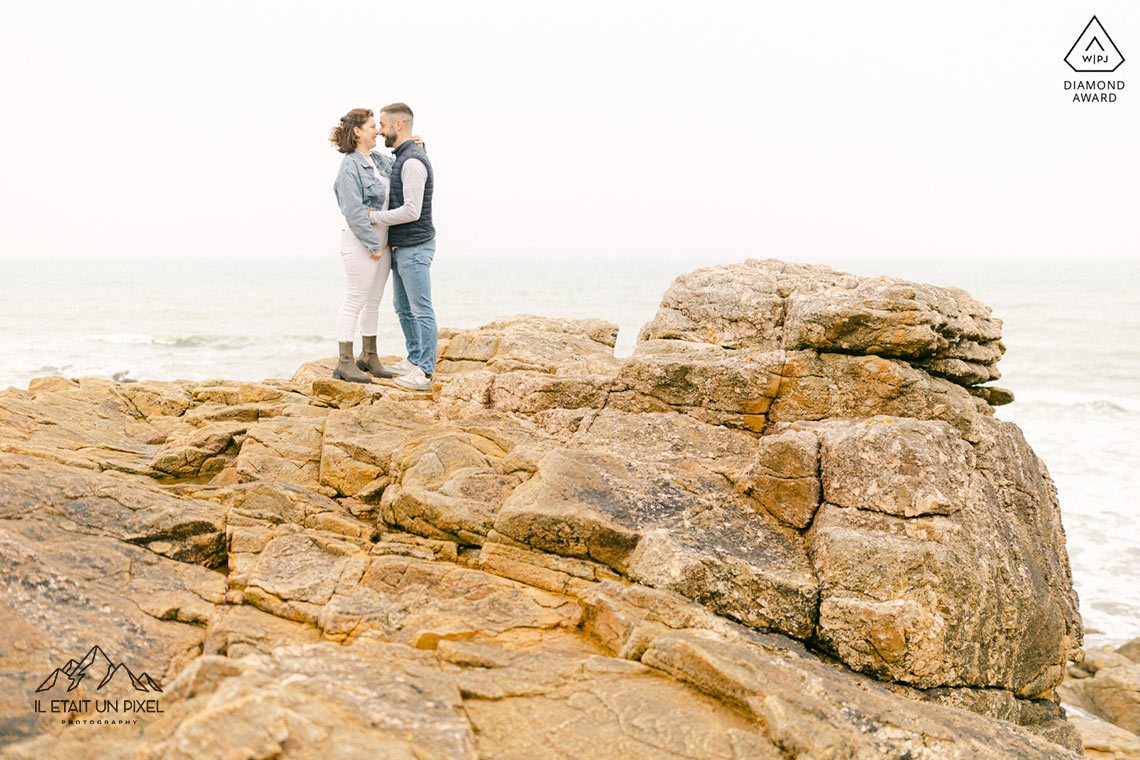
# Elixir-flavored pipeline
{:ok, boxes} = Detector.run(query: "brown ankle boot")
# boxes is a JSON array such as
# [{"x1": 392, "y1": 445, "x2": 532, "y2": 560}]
[
  {"x1": 356, "y1": 335, "x2": 396, "y2": 378},
  {"x1": 332, "y1": 341, "x2": 372, "y2": 383}
]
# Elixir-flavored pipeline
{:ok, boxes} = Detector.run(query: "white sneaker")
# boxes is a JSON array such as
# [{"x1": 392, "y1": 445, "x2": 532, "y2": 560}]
[
  {"x1": 394, "y1": 366, "x2": 432, "y2": 391},
  {"x1": 392, "y1": 358, "x2": 417, "y2": 375}
]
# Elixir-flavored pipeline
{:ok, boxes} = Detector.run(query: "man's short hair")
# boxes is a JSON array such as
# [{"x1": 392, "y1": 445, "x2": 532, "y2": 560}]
[{"x1": 381, "y1": 102, "x2": 414, "y2": 128}]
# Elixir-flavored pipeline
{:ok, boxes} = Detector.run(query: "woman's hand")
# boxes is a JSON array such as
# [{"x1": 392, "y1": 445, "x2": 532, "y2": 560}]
[{"x1": 412, "y1": 135, "x2": 425, "y2": 149}]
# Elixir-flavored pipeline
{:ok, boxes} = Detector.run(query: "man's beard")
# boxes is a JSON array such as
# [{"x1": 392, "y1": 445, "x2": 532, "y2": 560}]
[{"x1": 383, "y1": 132, "x2": 397, "y2": 148}]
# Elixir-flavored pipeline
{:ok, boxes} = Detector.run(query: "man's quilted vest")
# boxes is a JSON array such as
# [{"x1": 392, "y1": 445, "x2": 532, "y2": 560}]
[{"x1": 387, "y1": 140, "x2": 435, "y2": 247}]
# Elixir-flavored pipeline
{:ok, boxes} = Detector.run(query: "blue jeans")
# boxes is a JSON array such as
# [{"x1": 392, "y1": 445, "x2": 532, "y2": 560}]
[{"x1": 390, "y1": 239, "x2": 437, "y2": 375}]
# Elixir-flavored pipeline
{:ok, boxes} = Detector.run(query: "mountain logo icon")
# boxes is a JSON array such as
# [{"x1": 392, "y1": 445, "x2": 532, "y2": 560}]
[
  {"x1": 1065, "y1": 16, "x2": 1125, "y2": 72},
  {"x1": 35, "y1": 645, "x2": 163, "y2": 694}
]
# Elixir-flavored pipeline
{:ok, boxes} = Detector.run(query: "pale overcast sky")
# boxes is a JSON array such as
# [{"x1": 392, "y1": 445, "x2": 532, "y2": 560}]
[{"x1": 0, "y1": 0, "x2": 1136, "y2": 260}]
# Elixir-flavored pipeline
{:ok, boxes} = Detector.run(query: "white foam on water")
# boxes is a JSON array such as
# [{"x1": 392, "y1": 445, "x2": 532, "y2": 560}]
[{"x1": 87, "y1": 332, "x2": 154, "y2": 345}]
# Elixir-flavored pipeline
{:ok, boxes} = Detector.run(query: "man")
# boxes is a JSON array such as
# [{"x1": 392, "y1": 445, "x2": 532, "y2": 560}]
[{"x1": 369, "y1": 102, "x2": 436, "y2": 392}]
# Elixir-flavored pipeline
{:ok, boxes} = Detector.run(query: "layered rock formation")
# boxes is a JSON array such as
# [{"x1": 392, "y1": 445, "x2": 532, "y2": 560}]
[{"x1": 0, "y1": 259, "x2": 1093, "y2": 758}]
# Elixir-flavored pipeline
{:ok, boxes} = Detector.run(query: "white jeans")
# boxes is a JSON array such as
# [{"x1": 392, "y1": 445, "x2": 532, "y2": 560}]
[{"x1": 336, "y1": 227, "x2": 391, "y2": 342}]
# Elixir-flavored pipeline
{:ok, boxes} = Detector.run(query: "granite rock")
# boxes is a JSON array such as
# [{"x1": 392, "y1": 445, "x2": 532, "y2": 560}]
[{"x1": 0, "y1": 259, "x2": 1088, "y2": 759}]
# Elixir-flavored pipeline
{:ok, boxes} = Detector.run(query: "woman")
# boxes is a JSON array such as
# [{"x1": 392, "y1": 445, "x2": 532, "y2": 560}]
[{"x1": 328, "y1": 108, "x2": 400, "y2": 383}]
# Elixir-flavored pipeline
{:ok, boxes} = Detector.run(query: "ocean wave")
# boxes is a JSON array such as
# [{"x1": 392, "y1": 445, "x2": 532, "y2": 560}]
[
  {"x1": 151, "y1": 335, "x2": 207, "y2": 348},
  {"x1": 281, "y1": 335, "x2": 329, "y2": 343},
  {"x1": 88, "y1": 333, "x2": 270, "y2": 349},
  {"x1": 150, "y1": 335, "x2": 256, "y2": 349},
  {"x1": 32, "y1": 364, "x2": 73, "y2": 374},
  {"x1": 149, "y1": 335, "x2": 327, "y2": 349},
  {"x1": 88, "y1": 333, "x2": 152, "y2": 345}
]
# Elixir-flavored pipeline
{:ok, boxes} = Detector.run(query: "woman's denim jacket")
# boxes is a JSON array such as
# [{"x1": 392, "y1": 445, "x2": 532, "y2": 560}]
[{"x1": 333, "y1": 150, "x2": 395, "y2": 254}]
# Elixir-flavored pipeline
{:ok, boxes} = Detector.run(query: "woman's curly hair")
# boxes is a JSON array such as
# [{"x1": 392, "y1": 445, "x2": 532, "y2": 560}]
[{"x1": 329, "y1": 108, "x2": 373, "y2": 154}]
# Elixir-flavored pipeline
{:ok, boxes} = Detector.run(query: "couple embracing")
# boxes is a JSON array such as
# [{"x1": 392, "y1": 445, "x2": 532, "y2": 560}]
[{"x1": 329, "y1": 103, "x2": 436, "y2": 391}]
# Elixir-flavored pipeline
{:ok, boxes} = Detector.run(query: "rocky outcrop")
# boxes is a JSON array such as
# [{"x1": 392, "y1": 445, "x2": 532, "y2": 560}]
[
  {"x1": 637, "y1": 259, "x2": 1006, "y2": 387},
  {"x1": 1061, "y1": 637, "x2": 1140, "y2": 756},
  {"x1": 1067, "y1": 716, "x2": 1140, "y2": 760},
  {"x1": 0, "y1": 259, "x2": 1088, "y2": 758}
]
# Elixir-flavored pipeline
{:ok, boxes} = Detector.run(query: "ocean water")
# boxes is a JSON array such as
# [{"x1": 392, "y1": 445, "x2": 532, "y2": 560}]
[{"x1": 1, "y1": 253, "x2": 1137, "y2": 650}]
